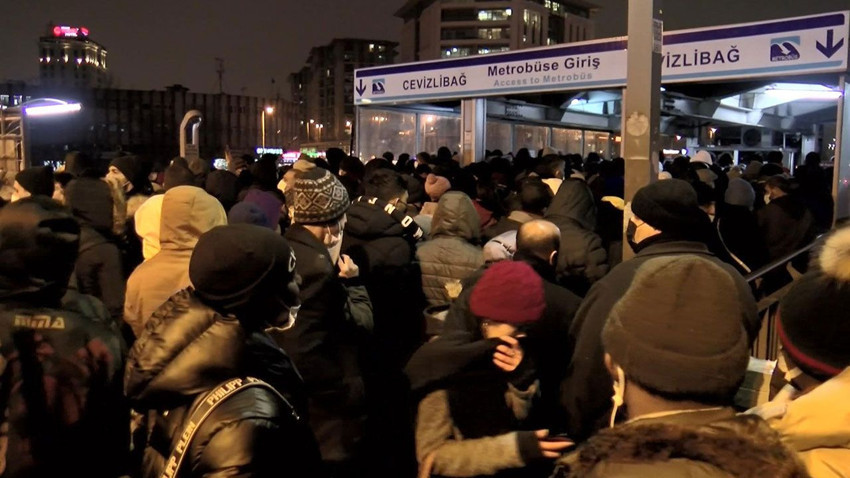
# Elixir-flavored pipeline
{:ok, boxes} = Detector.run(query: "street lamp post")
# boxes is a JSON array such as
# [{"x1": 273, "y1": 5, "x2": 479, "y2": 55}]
[
  {"x1": 306, "y1": 119, "x2": 315, "y2": 142},
  {"x1": 261, "y1": 106, "x2": 274, "y2": 149}
]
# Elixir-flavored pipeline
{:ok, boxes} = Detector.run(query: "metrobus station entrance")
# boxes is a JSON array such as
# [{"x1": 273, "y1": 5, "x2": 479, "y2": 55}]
[{"x1": 354, "y1": 10, "x2": 850, "y2": 218}]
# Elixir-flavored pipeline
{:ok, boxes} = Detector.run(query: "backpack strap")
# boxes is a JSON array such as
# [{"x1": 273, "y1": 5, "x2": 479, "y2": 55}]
[{"x1": 160, "y1": 377, "x2": 296, "y2": 478}]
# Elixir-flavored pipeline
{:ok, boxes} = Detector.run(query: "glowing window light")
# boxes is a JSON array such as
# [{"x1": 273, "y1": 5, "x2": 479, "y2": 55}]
[{"x1": 25, "y1": 103, "x2": 82, "y2": 117}]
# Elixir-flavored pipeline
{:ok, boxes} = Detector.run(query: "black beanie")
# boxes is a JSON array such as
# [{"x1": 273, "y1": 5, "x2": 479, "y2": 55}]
[
  {"x1": 16, "y1": 166, "x2": 55, "y2": 197},
  {"x1": 779, "y1": 227, "x2": 850, "y2": 378},
  {"x1": 632, "y1": 179, "x2": 709, "y2": 238},
  {"x1": 603, "y1": 255, "x2": 749, "y2": 397},
  {"x1": 189, "y1": 224, "x2": 297, "y2": 320},
  {"x1": 111, "y1": 156, "x2": 141, "y2": 183}
]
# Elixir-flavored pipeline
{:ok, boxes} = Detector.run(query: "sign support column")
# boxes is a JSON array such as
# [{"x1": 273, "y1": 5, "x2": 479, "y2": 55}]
[
  {"x1": 461, "y1": 98, "x2": 486, "y2": 165},
  {"x1": 834, "y1": 75, "x2": 850, "y2": 223},
  {"x1": 623, "y1": 0, "x2": 663, "y2": 259}
]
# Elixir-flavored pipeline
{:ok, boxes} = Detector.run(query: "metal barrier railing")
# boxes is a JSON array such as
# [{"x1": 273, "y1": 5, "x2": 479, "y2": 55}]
[{"x1": 745, "y1": 238, "x2": 821, "y2": 360}]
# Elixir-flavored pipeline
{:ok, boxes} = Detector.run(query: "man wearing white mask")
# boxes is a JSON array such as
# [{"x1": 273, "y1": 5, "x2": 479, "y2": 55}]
[
  {"x1": 277, "y1": 167, "x2": 373, "y2": 477},
  {"x1": 552, "y1": 256, "x2": 805, "y2": 477}
]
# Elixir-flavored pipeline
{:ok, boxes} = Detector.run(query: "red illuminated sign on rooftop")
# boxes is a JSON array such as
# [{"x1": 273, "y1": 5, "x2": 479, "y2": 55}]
[{"x1": 53, "y1": 26, "x2": 89, "y2": 38}]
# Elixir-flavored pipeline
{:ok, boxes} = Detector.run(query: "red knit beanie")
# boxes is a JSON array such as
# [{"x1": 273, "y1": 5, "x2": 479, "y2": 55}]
[{"x1": 469, "y1": 261, "x2": 545, "y2": 325}]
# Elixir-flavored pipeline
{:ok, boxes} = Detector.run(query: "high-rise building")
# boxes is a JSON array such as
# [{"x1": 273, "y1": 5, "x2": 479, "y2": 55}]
[
  {"x1": 290, "y1": 38, "x2": 397, "y2": 151},
  {"x1": 396, "y1": 0, "x2": 598, "y2": 62},
  {"x1": 38, "y1": 24, "x2": 110, "y2": 89}
]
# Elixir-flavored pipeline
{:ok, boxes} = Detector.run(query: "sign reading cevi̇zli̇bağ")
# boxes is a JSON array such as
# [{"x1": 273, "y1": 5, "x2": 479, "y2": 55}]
[{"x1": 354, "y1": 11, "x2": 849, "y2": 105}]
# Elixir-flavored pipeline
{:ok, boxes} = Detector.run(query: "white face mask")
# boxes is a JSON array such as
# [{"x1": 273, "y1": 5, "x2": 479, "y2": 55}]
[
  {"x1": 764, "y1": 193, "x2": 772, "y2": 205},
  {"x1": 324, "y1": 219, "x2": 344, "y2": 263},
  {"x1": 266, "y1": 304, "x2": 299, "y2": 333},
  {"x1": 777, "y1": 352, "x2": 803, "y2": 388},
  {"x1": 610, "y1": 366, "x2": 626, "y2": 428}
]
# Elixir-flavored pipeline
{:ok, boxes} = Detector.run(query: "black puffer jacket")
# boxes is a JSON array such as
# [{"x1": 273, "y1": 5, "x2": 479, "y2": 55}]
[
  {"x1": 343, "y1": 198, "x2": 426, "y2": 367},
  {"x1": 544, "y1": 179, "x2": 608, "y2": 295},
  {"x1": 342, "y1": 198, "x2": 426, "y2": 477},
  {"x1": 125, "y1": 290, "x2": 323, "y2": 478}
]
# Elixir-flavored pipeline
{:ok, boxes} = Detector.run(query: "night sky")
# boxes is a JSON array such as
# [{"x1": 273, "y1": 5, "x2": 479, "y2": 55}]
[{"x1": 2, "y1": 0, "x2": 847, "y2": 99}]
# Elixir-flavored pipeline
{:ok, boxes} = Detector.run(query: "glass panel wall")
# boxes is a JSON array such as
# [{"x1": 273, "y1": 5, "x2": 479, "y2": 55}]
[
  {"x1": 583, "y1": 131, "x2": 611, "y2": 159},
  {"x1": 486, "y1": 121, "x2": 512, "y2": 154},
  {"x1": 514, "y1": 124, "x2": 550, "y2": 156},
  {"x1": 357, "y1": 109, "x2": 416, "y2": 160},
  {"x1": 551, "y1": 127, "x2": 583, "y2": 155},
  {"x1": 420, "y1": 114, "x2": 461, "y2": 154}
]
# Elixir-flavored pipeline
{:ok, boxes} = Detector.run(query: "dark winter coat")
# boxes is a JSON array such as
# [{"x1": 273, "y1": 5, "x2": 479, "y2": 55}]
[
  {"x1": 561, "y1": 240, "x2": 760, "y2": 442},
  {"x1": 66, "y1": 177, "x2": 125, "y2": 325},
  {"x1": 417, "y1": 192, "x2": 484, "y2": 307},
  {"x1": 544, "y1": 179, "x2": 608, "y2": 296},
  {"x1": 406, "y1": 333, "x2": 547, "y2": 478},
  {"x1": 0, "y1": 291, "x2": 127, "y2": 477},
  {"x1": 124, "y1": 290, "x2": 323, "y2": 478},
  {"x1": 277, "y1": 224, "x2": 372, "y2": 463},
  {"x1": 342, "y1": 198, "x2": 426, "y2": 367},
  {"x1": 341, "y1": 198, "x2": 426, "y2": 477},
  {"x1": 75, "y1": 226, "x2": 125, "y2": 325},
  {"x1": 553, "y1": 408, "x2": 807, "y2": 477},
  {"x1": 757, "y1": 195, "x2": 818, "y2": 262},
  {"x1": 716, "y1": 205, "x2": 769, "y2": 274},
  {"x1": 442, "y1": 258, "x2": 582, "y2": 432},
  {"x1": 481, "y1": 211, "x2": 540, "y2": 243}
]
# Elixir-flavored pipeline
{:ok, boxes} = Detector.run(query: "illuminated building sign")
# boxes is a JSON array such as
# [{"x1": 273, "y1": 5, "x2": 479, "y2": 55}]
[
  {"x1": 53, "y1": 26, "x2": 90, "y2": 38},
  {"x1": 256, "y1": 147, "x2": 284, "y2": 155}
]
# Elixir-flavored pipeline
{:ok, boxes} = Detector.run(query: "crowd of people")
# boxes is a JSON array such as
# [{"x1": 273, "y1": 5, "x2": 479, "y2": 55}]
[{"x1": 0, "y1": 143, "x2": 844, "y2": 477}]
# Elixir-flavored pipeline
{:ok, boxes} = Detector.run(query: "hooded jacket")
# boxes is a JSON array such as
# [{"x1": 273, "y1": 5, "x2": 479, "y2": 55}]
[
  {"x1": 750, "y1": 367, "x2": 850, "y2": 477},
  {"x1": 553, "y1": 408, "x2": 807, "y2": 477},
  {"x1": 544, "y1": 179, "x2": 608, "y2": 296},
  {"x1": 417, "y1": 192, "x2": 485, "y2": 307},
  {"x1": 66, "y1": 177, "x2": 126, "y2": 325},
  {"x1": 134, "y1": 195, "x2": 164, "y2": 261},
  {"x1": 124, "y1": 186, "x2": 227, "y2": 337},
  {"x1": 124, "y1": 290, "x2": 323, "y2": 478}
]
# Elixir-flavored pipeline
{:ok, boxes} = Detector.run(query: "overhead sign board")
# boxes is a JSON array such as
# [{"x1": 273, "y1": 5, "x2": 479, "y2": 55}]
[{"x1": 355, "y1": 11, "x2": 848, "y2": 105}]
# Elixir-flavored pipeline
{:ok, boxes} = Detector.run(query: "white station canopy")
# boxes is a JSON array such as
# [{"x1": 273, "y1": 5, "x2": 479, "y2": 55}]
[{"x1": 354, "y1": 11, "x2": 849, "y2": 106}]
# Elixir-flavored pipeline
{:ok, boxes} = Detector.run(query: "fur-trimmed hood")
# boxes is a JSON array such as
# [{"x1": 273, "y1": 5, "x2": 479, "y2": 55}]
[{"x1": 554, "y1": 408, "x2": 808, "y2": 478}]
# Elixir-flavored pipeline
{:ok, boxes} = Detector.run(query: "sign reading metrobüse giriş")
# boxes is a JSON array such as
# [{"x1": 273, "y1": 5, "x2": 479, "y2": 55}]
[{"x1": 354, "y1": 11, "x2": 849, "y2": 106}]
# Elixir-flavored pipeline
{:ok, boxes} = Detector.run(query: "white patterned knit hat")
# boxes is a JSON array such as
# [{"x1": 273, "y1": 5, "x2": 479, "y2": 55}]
[{"x1": 292, "y1": 168, "x2": 349, "y2": 224}]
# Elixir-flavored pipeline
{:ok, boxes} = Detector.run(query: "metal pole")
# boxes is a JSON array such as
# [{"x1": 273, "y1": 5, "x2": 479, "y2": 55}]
[
  {"x1": 20, "y1": 113, "x2": 27, "y2": 171},
  {"x1": 833, "y1": 75, "x2": 850, "y2": 223},
  {"x1": 261, "y1": 112, "x2": 266, "y2": 149},
  {"x1": 623, "y1": 0, "x2": 663, "y2": 259}
]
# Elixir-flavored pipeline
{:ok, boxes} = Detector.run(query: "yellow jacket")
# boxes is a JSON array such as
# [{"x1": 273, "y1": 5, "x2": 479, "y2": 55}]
[{"x1": 753, "y1": 367, "x2": 850, "y2": 477}]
